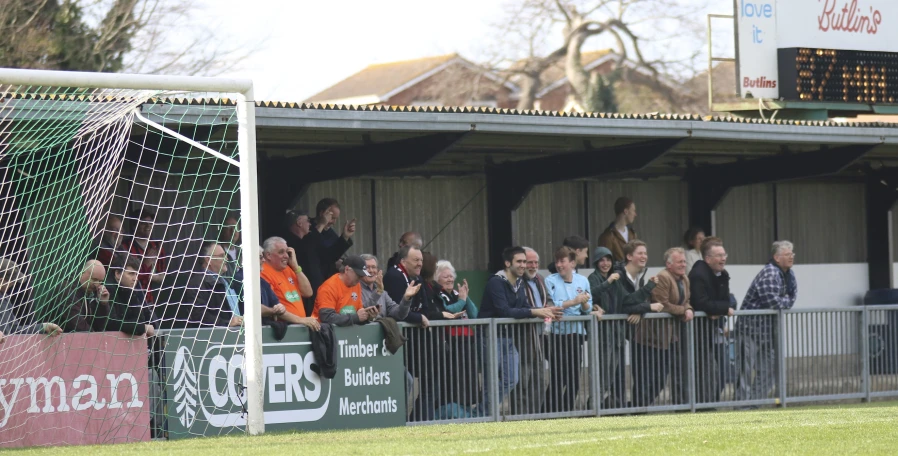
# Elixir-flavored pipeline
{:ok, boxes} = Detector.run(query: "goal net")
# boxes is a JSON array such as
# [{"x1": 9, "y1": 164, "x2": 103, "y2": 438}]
[{"x1": 0, "y1": 74, "x2": 261, "y2": 447}]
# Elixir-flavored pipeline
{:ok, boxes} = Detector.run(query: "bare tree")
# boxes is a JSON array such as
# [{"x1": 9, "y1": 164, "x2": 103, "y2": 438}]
[
  {"x1": 0, "y1": 0, "x2": 257, "y2": 76},
  {"x1": 481, "y1": 0, "x2": 709, "y2": 112}
]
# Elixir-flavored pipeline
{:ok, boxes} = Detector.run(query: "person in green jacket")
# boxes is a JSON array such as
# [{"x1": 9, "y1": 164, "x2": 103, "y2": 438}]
[{"x1": 588, "y1": 241, "x2": 663, "y2": 408}]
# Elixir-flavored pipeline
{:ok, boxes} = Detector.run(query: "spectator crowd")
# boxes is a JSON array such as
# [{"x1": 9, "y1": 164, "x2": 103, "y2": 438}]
[{"x1": 0, "y1": 196, "x2": 798, "y2": 419}]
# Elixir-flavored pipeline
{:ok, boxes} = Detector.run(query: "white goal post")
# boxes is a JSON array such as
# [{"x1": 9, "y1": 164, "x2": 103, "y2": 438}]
[{"x1": 0, "y1": 68, "x2": 266, "y2": 436}]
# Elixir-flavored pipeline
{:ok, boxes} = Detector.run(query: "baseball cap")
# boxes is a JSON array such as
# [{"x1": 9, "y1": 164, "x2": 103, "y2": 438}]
[
  {"x1": 0, "y1": 258, "x2": 25, "y2": 283},
  {"x1": 343, "y1": 255, "x2": 372, "y2": 277}
]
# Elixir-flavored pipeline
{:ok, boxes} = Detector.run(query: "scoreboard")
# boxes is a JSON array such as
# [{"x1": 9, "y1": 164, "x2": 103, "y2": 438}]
[
  {"x1": 777, "y1": 48, "x2": 898, "y2": 103},
  {"x1": 735, "y1": 0, "x2": 898, "y2": 104}
]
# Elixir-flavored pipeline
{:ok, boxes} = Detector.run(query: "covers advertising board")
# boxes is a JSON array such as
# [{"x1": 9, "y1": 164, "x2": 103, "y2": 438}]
[
  {"x1": 163, "y1": 325, "x2": 406, "y2": 438},
  {"x1": 735, "y1": 0, "x2": 896, "y2": 99}
]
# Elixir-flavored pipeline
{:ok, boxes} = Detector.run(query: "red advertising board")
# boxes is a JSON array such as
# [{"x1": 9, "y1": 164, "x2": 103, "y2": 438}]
[{"x1": 0, "y1": 333, "x2": 150, "y2": 448}]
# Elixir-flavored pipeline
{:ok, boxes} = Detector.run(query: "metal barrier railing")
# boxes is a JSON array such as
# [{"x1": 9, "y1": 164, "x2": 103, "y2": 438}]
[{"x1": 400, "y1": 305, "x2": 898, "y2": 424}]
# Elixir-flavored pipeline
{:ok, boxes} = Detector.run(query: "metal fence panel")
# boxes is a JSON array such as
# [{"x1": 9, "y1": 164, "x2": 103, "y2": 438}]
[
  {"x1": 866, "y1": 305, "x2": 898, "y2": 398},
  {"x1": 395, "y1": 306, "x2": 898, "y2": 426}
]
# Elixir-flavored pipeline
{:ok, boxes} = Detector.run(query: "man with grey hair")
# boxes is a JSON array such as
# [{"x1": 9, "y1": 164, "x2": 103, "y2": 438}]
[
  {"x1": 386, "y1": 232, "x2": 423, "y2": 270},
  {"x1": 358, "y1": 253, "x2": 416, "y2": 320},
  {"x1": 173, "y1": 242, "x2": 244, "y2": 329},
  {"x1": 736, "y1": 240, "x2": 797, "y2": 407},
  {"x1": 510, "y1": 246, "x2": 549, "y2": 415},
  {"x1": 260, "y1": 236, "x2": 316, "y2": 329},
  {"x1": 631, "y1": 246, "x2": 692, "y2": 407}
]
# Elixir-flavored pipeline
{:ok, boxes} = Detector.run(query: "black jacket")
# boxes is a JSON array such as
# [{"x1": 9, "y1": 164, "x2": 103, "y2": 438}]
[
  {"x1": 614, "y1": 263, "x2": 658, "y2": 315},
  {"x1": 285, "y1": 228, "x2": 352, "y2": 299},
  {"x1": 688, "y1": 260, "x2": 733, "y2": 317},
  {"x1": 479, "y1": 271, "x2": 532, "y2": 319},
  {"x1": 164, "y1": 271, "x2": 234, "y2": 329},
  {"x1": 59, "y1": 282, "x2": 109, "y2": 333},
  {"x1": 384, "y1": 265, "x2": 441, "y2": 324},
  {"x1": 309, "y1": 323, "x2": 338, "y2": 379},
  {"x1": 105, "y1": 283, "x2": 155, "y2": 336}
]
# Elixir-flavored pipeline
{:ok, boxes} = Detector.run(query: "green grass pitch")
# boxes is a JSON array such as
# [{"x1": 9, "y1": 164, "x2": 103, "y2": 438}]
[{"x1": 8, "y1": 401, "x2": 897, "y2": 455}]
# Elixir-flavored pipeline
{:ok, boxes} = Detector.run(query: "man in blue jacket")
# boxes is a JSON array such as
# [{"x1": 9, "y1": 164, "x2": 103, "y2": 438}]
[{"x1": 479, "y1": 246, "x2": 561, "y2": 415}]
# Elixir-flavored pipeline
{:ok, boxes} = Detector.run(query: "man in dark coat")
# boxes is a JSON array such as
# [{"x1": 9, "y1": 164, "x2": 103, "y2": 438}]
[
  {"x1": 283, "y1": 208, "x2": 354, "y2": 316},
  {"x1": 384, "y1": 245, "x2": 442, "y2": 421},
  {"x1": 688, "y1": 236, "x2": 736, "y2": 404}
]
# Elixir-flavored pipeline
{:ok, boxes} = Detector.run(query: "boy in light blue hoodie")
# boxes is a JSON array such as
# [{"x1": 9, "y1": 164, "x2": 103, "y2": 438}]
[{"x1": 544, "y1": 246, "x2": 591, "y2": 412}]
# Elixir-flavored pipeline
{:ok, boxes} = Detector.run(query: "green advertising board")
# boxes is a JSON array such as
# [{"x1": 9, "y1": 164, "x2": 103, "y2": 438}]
[{"x1": 162, "y1": 325, "x2": 406, "y2": 438}]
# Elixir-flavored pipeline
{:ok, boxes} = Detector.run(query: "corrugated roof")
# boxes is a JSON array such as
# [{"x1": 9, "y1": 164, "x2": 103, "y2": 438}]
[
  {"x1": 301, "y1": 54, "x2": 460, "y2": 104},
  {"x1": 5, "y1": 91, "x2": 898, "y2": 127}
]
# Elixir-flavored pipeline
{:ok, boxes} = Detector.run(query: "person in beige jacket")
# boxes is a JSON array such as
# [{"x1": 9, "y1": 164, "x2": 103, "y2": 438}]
[
  {"x1": 597, "y1": 197, "x2": 638, "y2": 262},
  {"x1": 631, "y1": 247, "x2": 693, "y2": 407}
]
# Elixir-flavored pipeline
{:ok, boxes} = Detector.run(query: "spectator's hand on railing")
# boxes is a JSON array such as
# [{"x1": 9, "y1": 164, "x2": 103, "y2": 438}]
[
  {"x1": 299, "y1": 317, "x2": 321, "y2": 331},
  {"x1": 728, "y1": 308, "x2": 735, "y2": 317},
  {"x1": 272, "y1": 304, "x2": 287, "y2": 316},
  {"x1": 607, "y1": 273, "x2": 620, "y2": 283},
  {"x1": 650, "y1": 303, "x2": 664, "y2": 312},
  {"x1": 43, "y1": 323, "x2": 62, "y2": 336},
  {"x1": 442, "y1": 312, "x2": 456, "y2": 319},
  {"x1": 144, "y1": 324, "x2": 156, "y2": 337},
  {"x1": 683, "y1": 309, "x2": 694, "y2": 322},
  {"x1": 404, "y1": 280, "x2": 422, "y2": 300},
  {"x1": 532, "y1": 306, "x2": 562, "y2": 320},
  {"x1": 591, "y1": 307, "x2": 605, "y2": 320},
  {"x1": 229, "y1": 316, "x2": 244, "y2": 327},
  {"x1": 457, "y1": 279, "x2": 469, "y2": 302},
  {"x1": 627, "y1": 314, "x2": 641, "y2": 325},
  {"x1": 420, "y1": 315, "x2": 430, "y2": 328}
]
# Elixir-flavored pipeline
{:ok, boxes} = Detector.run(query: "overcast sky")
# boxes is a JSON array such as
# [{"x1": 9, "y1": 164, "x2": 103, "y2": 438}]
[{"x1": 210, "y1": 0, "x2": 735, "y2": 102}]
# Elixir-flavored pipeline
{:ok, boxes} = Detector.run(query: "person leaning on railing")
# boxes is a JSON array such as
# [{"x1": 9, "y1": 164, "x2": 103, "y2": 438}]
[
  {"x1": 631, "y1": 247, "x2": 693, "y2": 408},
  {"x1": 544, "y1": 246, "x2": 592, "y2": 413},
  {"x1": 59, "y1": 259, "x2": 112, "y2": 333},
  {"x1": 688, "y1": 236, "x2": 735, "y2": 404},
  {"x1": 105, "y1": 253, "x2": 156, "y2": 337},
  {"x1": 588, "y1": 246, "x2": 626, "y2": 409},
  {"x1": 604, "y1": 240, "x2": 664, "y2": 408},
  {"x1": 735, "y1": 240, "x2": 798, "y2": 408},
  {"x1": 0, "y1": 258, "x2": 62, "y2": 344},
  {"x1": 359, "y1": 254, "x2": 413, "y2": 320},
  {"x1": 478, "y1": 246, "x2": 562, "y2": 416},
  {"x1": 433, "y1": 260, "x2": 480, "y2": 416}
]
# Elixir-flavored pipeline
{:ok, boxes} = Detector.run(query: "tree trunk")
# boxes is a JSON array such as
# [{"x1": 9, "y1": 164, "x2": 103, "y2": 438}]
[
  {"x1": 516, "y1": 74, "x2": 540, "y2": 110},
  {"x1": 564, "y1": 13, "x2": 596, "y2": 112}
]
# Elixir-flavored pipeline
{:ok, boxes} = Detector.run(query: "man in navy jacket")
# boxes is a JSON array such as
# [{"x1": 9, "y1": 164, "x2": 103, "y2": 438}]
[{"x1": 479, "y1": 246, "x2": 560, "y2": 415}]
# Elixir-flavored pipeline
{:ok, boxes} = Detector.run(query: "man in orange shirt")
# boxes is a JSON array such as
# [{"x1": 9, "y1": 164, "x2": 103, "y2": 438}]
[
  {"x1": 260, "y1": 236, "x2": 319, "y2": 331},
  {"x1": 313, "y1": 255, "x2": 379, "y2": 326}
]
